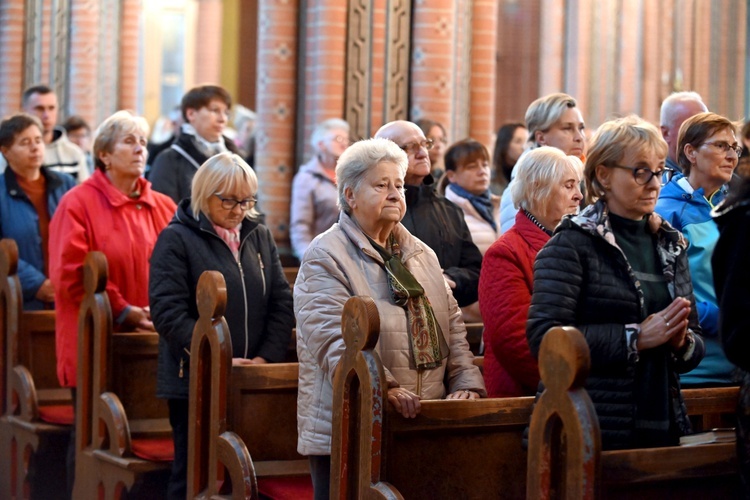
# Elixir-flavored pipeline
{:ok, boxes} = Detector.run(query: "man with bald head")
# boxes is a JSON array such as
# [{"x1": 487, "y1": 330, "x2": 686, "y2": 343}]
[
  {"x1": 660, "y1": 91, "x2": 708, "y2": 173},
  {"x1": 375, "y1": 120, "x2": 482, "y2": 307}
]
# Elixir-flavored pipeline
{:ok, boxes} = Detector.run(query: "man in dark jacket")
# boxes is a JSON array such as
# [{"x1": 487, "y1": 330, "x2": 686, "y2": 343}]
[
  {"x1": 375, "y1": 120, "x2": 482, "y2": 307},
  {"x1": 149, "y1": 85, "x2": 239, "y2": 203}
]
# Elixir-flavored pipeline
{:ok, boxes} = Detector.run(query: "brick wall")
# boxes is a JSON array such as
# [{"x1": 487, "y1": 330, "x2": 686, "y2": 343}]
[{"x1": 0, "y1": 0, "x2": 25, "y2": 118}]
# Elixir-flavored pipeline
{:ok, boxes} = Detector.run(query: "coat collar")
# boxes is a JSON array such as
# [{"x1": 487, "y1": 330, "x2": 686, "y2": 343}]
[
  {"x1": 338, "y1": 211, "x2": 423, "y2": 264},
  {"x1": 87, "y1": 169, "x2": 162, "y2": 208},
  {"x1": 3, "y1": 166, "x2": 64, "y2": 198}
]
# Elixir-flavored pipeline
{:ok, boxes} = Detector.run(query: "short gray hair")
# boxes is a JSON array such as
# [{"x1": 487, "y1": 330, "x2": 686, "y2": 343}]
[
  {"x1": 511, "y1": 146, "x2": 583, "y2": 216},
  {"x1": 191, "y1": 152, "x2": 259, "y2": 219},
  {"x1": 525, "y1": 93, "x2": 578, "y2": 146},
  {"x1": 659, "y1": 91, "x2": 706, "y2": 127},
  {"x1": 336, "y1": 138, "x2": 408, "y2": 214},
  {"x1": 310, "y1": 118, "x2": 350, "y2": 151},
  {"x1": 93, "y1": 110, "x2": 149, "y2": 172}
]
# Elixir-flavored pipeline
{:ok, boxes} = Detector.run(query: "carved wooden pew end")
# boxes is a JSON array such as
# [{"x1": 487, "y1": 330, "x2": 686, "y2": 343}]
[
  {"x1": 74, "y1": 251, "x2": 172, "y2": 499},
  {"x1": 1, "y1": 238, "x2": 72, "y2": 499}
]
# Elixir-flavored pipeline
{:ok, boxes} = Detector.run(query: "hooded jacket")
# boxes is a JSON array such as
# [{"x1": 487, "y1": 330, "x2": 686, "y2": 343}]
[
  {"x1": 656, "y1": 174, "x2": 734, "y2": 386},
  {"x1": 0, "y1": 167, "x2": 75, "y2": 309},
  {"x1": 527, "y1": 200, "x2": 704, "y2": 450},
  {"x1": 295, "y1": 212, "x2": 486, "y2": 456},
  {"x1": 49, "y1": 170, "x2": 176, "y2": 387},
  {"x1": 149, "y1": 200, "x2": 294, "y2": 399}
]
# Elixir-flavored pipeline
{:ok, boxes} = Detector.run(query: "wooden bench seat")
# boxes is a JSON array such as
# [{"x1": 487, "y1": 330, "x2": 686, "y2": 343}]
[
  {"x1": 330, "y1": 295, "x2": 532, "y2": 499},
  {"x1": 188, "y1": 270, "x2": 312, "y2": 499},
  {"x1": 526, "y1": 326, "x2": 740, "y2": 499},
  {"x1": 1, "y1": 238, "x2": 71, "y2": 499},
  {"x1": 73, "y1": 251, "x2": 172, "y2": 499}
]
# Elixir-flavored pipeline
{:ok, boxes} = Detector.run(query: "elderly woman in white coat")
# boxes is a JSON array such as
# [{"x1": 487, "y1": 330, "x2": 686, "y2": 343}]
[{"x1": 294, "y1": 138, "x2": 486, "y2": 500}]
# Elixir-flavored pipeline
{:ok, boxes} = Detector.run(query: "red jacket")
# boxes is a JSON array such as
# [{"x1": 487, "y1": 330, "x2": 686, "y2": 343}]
[
  {"x1": 49, "y1": 170, "x2": 176, "y2": 387},
  {"x1": 478, "y1": 210, "x2": 549, "y2": 397}
]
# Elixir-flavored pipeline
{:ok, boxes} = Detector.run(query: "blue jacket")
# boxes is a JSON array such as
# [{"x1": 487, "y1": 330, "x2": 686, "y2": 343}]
[
  {"x1": 0, "y1": 167, "x2": 75, "y2": 310},
  {"x1": 655, "y1": 174, "x2": 734, "y2": 385}
]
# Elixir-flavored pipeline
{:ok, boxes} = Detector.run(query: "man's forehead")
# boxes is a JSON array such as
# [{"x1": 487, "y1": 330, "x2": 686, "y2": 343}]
[
  {"x1": 27, "y1": 93, "x2": 57, "y2": 108},
  {"x1": 387, "y1": 123, "x2": 424, "y2": 142}
]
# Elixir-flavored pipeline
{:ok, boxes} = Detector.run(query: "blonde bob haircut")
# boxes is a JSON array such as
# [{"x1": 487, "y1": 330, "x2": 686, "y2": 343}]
[
  {"x1": 336, "y1": 138, "x2": 408, "y2": 214},
  {"x1": 511, "y1": 146, "x2": 583, "y2": 217},
  {"x1": 584, "y1": 115, "x2": 667, "y2": 205},
  {"x1": 93, "y1": 110, "x2": 150, "y2": 172},
  {"x1": 191, "y1": 152, "x2": 259, "y2": 220},
  {"x1": 525, "y1": 93, "x2": 578, "y2": 146}
]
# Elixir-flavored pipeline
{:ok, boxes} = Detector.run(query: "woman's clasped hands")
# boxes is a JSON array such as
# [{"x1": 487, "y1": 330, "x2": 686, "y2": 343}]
[{"x1": 637, "y1": 297, "x2": 691, "y2": 351}]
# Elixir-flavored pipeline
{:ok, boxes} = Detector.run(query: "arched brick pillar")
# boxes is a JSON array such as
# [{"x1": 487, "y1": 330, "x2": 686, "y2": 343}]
[
  {"x1": 119, "y1": 0, "x2": 141, "y2": 111},
  {"x1": 255, "y1": 0, "x2": 299, "y2": 246},
  {"x1": 68, "y1": 0, "x2": 99, "y2": 127},
  {"x1": 195, "y1": 0, "x2": 223, "y2": 85},
  {"x1": 0, "y1": 0, "x2": 25, "y2": 118},
  {"x1": 468, "y1": 0, "x2": 498, "y2": 148},
  {"x1": 300, "y1": 1, "x2": 347, "y2": 159},
  {"x1": 410, "y1": 0, "x2": 456, "y2": 132}
]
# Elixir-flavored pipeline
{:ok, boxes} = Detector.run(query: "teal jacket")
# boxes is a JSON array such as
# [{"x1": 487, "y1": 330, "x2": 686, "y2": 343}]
[{"x1": 656, "y1": 174, "x2": 734, "y2": 386}]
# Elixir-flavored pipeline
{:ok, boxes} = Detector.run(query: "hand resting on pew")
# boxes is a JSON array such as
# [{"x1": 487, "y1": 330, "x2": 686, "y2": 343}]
[
  {"x1": 232, "y1": 356, "x2": 268, "y2": 366},
  {"x1": 34, "y1": 278, "x2": 55, "y2": 303},
  {"x1": 122, "y1": 305, "x2": 155, "y2": 331}
]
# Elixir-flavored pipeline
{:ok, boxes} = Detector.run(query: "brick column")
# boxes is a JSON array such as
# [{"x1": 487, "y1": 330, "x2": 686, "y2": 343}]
[
  {"x1": 0, "y1": 0, "x2": 25, "y2": 118},
  {"x1": 468, "y1": 0, "x2": 498, "y2": 149},
  {"x1": 119, "y1": 0, "x2": 140, "y2": 111},
  {"x1": 68, "y1": 0, "x2": 99, "y2": 127},
  {"x1": 410, "y1": 0, "x2": 456, "y2": 129},
  {"x1": 195, "y1": 0, "x2": 223, "y2": 84},
  {"x1": 538, "y1": 0, "x2": 565, "y2": 96},
  {"x1": 255, "y1": 0, "x2": 299, "y2": 244},
  {"x1": 302, "y1": 1, "x2": 347, "y2": 155}
]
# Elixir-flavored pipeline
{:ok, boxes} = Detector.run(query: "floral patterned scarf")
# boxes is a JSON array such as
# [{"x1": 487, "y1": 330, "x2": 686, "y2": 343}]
[{"x1": 368, "y1": 233, "x2": 448, "y2": 370}]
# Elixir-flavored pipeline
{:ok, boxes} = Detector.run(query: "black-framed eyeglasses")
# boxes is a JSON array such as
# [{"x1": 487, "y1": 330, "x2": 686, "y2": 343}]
[
  {"x1": 701, "y1": 141, "x2": 743, "y2": 157},
  {"x1": 399, "y1": 138, "x2": 434, "y2": 155},
  {"x1": 606, "y1": 165, "x2": 674, "y2": 186},
  {"x1": 213, "y1": 193, "x2": 256, "y2": 210}
]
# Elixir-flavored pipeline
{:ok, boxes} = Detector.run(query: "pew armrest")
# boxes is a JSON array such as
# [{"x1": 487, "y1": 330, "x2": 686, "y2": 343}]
[
  {"x1": 9, "y1": 365, "x2": 39, "y2": 420},
  {"x1": 215, "y1": 431, "x2": 259, "y2": 498},
  {"x1": 96, "y1": 391, "x2": 133, "y2": 457}
]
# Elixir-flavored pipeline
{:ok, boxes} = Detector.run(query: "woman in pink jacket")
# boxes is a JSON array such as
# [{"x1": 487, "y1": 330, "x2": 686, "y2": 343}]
[
  {"x1": 478, "y1": 147, "x2": 582, "y2": 397},
  {"x1": 49, "y1": 110, "x2": 176, "y2": 388}
]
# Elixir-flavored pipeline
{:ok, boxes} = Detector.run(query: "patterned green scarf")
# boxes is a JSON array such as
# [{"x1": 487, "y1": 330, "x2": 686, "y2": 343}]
[{"x1": 368, "y1": 234, "x2": 448, "y2": 370}]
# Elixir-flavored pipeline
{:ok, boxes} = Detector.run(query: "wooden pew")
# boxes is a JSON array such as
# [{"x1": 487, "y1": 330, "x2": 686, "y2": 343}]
[
  {"x1": 73, "y1": 251, "x2": 173, "y2": 499},
  {"x1": 526, "y1": 326, "x2": 740, "y2": 499},
  {"x1": 0, "y1": 238, "x2": 71, "y2": 499},
  {"x1": 330, "y1": 295, "x2": 534, "y2": 499},
  {"x1": 188, "y1": 270, "x2": 312, "y2": 499},
  {"x1": 283, "y1": 266, "x2": 299, "y2": 288}
]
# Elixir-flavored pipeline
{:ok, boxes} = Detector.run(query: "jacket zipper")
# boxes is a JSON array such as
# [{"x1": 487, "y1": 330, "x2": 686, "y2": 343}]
[
  {"x1": 257, "y1": 252, "x2": 266, "y2": 296},
  {"x1": 197, "y1": 225, "x2": 254, "y2": 361}
]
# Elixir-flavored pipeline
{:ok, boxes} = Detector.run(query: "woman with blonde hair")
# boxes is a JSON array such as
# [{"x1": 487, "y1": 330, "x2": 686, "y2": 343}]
[
  {"x1": 150, "y1": 152, "x2": 294, "y2": 499},
  {"x1": 500, "y1": 93, "x2": 586, "y2": 231},
  {"x1": 527, "y1": 116, "x2": 704, "y2": 450}
]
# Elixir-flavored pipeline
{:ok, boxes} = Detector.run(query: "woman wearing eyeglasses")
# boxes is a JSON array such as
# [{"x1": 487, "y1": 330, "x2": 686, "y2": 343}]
[
  {"x1": 527, "y1": 115, "x2": 704, "y2": 450},
  {"x1": 655, "y1": 112, "x2": 739, "y2": 388},
  {"x1": 149, "y1": 152, "x2": 294, "y2": 499}
]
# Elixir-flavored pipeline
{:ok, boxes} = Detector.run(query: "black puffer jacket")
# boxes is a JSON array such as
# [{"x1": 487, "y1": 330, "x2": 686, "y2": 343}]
[
  {"x1": 402, "y1": 175, "x2": 483, "y2": 306},
  {"x1": 527, "y1": 200, "x2": 704, "y2": 450},
  {"x1": 149, "y1": 200, "x2": 294, "y2": 399}
]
